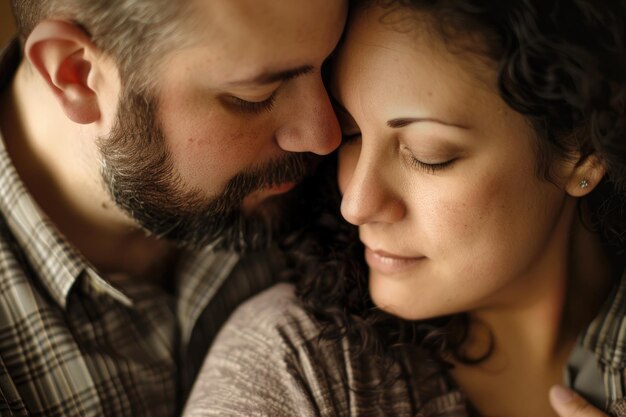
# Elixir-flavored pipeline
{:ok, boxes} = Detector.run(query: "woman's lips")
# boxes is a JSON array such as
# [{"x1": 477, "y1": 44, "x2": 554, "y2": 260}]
[{"x1": 364, "y1": 246, "x2": 425, "y2": 275}]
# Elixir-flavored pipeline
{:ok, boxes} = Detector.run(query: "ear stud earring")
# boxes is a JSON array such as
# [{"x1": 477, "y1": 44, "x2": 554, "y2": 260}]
[{"x1": 579, "y1": 178, "x2": 589, "y2": 189}]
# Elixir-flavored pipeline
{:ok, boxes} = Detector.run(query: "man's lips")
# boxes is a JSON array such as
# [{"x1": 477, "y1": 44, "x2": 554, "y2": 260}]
[
  {"x1": 262, "y1": 181, "x2": 297, "y2": 196},
  {"x1": 242, "y1": 181, "x2": 297, "y2": 210},
  {"x1": 364, "y1": 246, "x2": 425, "y2": 275},
  {"x1": 248, "y1": 181, "x2": 297, "y2": 198}
]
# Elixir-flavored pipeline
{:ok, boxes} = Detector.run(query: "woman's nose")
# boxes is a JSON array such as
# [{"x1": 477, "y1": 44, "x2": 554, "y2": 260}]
[{"x1": 339, "y1": 148, "x2": 406, "y2": 226}]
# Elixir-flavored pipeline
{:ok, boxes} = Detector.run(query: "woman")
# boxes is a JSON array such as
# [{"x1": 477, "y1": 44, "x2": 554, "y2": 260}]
[{"x1": 183, "y1": 0, "x2": 626, "y2": 416}]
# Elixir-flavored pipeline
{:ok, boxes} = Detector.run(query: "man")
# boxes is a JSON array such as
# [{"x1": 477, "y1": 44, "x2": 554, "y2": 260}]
[{"x1": 0, "y1": 0, "x2": 346, "y2": 415}]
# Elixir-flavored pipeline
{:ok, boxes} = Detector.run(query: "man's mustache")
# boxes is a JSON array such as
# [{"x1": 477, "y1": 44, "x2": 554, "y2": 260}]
[{"x1": 223, "y1": 152, "x2": 319, "y2": 204}]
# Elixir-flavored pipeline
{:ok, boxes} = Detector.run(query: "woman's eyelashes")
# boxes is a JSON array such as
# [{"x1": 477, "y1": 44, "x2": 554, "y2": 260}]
[
  {"x1": 399, "y1": 143, "x2": 455, "y2": 173},
  {"x1": 408, "y1": 157, "x2": 456, "y2": 173},
  {"x1": 340, "y1": 131, "x2": 456, "y2": 174}
]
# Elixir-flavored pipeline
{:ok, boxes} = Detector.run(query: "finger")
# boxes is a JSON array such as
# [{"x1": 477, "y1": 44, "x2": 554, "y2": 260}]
[{"x1": 549, "y1": 385, "x2": 608, "y2": 417}]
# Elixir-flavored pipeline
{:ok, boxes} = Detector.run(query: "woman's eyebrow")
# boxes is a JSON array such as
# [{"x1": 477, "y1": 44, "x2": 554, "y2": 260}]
[{"x1": 329, "y1": 95, "x2": 470, "y2": 131}]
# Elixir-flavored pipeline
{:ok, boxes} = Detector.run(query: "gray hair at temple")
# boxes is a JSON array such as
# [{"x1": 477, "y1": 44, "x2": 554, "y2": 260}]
[{"x1": 10, "y1": 0, "x2": 195, "y2": 92}]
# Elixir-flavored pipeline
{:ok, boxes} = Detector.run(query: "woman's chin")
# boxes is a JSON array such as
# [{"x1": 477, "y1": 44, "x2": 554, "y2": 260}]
[{"x1": 370, "y1": 279, "x2": 436, "y2": 321}]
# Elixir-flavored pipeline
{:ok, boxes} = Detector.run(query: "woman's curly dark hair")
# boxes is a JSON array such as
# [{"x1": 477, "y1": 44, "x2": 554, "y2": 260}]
[{"x1": 284, "y1": 0, "x2": 626, "y2": 385}]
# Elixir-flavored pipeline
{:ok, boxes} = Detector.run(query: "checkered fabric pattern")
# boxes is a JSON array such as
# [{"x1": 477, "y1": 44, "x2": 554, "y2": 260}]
[{"x1": 0, "y1": 39, "x2": 283, "y2": 416}]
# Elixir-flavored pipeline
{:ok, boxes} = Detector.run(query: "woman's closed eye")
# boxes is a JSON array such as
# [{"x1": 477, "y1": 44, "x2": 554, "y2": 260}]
[
  {"x1": 340, "y1": 132, "x2": 457, "y2": 174},
  {"x1": 401, "y1": 145, "x2": 456, "y2": 174},
  {"x1": 408, "y1": 157, "x2": 456, "y2": 173}
]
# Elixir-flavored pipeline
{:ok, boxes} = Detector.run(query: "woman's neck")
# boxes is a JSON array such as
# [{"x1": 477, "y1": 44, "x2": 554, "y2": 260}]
[{"x1": 450, "y1": 213, "x2": 614, "y2": 417}]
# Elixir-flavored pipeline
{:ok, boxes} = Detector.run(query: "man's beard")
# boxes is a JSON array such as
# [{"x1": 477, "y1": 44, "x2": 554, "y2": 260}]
[{"x1": 97, "y1": 90, "x2": 316, "y2": 252}]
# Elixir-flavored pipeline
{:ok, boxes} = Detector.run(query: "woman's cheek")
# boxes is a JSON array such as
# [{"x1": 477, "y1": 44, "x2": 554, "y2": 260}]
[{"x1": 337, "y1": 144, "x2": 360, "y2": 195}]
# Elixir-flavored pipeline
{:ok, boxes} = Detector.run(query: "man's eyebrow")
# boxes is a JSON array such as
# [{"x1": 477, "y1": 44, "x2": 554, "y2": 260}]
[
  {"x1": 387, "y1": 117, "x2": 469, "y2": 129},
  {"x1": 228, "y1": 65, "x2": 314, "y2": 86}
]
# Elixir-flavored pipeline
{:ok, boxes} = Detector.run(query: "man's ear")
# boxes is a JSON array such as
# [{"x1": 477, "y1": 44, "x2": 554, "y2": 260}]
[
  {"x1": 563, "y1": 153, "x2": 606, "y2": 197},
  {"x1": 25, "y1": 20, "x2": 102, "y2": 124}
]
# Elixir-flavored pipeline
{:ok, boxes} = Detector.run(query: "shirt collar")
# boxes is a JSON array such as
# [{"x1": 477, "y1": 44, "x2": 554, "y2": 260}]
[
  {"x1": 0, "y1": 38, "x2": 132, "y2": 309},
  {"x1": 579, "y1": 268, "x2": 626, "y2": 369},
  {"x1": 176, "y1": 246, "x2": 240, "y2": 346}
]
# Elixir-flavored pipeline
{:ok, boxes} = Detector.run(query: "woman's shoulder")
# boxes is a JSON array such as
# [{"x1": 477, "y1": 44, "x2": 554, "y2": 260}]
[
  {"x1": 205, "y1": 282, "x2": 349, "y2": 383},
  {"x1": 182, "y1": 283, "x2": 339, "y2": 416},
  {"x1": 231, "y1": 281, "x2": 312, "y2": 322},
  {"x1": 217, "y1": 282, "x2": 322, "y2": 347},
  {"x1": 184, "y1": 283, "x2": 465, "y2": 417}
]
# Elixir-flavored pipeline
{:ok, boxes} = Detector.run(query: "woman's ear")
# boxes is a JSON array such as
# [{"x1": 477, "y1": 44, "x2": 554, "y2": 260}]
[
  {"x1": 564, "y1": 153, "x2": 606, "y2": 197},
  {"x1": 25, "y1": 20, "x2": 102, "y2": 124}
]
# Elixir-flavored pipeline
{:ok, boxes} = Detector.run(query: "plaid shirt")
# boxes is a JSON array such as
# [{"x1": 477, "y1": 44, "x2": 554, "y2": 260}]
[
  {"x1": 576, "y1": 270, "x2": 626, "y2": 415},
  {"x1": 0, "y1": 39, "x2": 283, "y2": 416}
]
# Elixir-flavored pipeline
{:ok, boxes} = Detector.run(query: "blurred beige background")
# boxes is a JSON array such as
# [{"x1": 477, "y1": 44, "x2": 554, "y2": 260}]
[{"x1": 1, "y1": 0, "x2": 16, "y2": 46}]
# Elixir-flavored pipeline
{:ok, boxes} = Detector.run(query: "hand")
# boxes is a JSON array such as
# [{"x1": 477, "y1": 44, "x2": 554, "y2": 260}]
[{"x1": 550, "y1": 385, "x2": 609, "y2": 417}]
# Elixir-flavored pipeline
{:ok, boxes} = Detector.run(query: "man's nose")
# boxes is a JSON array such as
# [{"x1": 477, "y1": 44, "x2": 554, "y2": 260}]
[{"x1": 274, "y1": 77, "x2": 341, "y2": 155}]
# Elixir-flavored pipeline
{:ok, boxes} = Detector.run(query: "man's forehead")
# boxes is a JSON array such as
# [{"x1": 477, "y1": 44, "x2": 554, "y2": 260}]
[
  {"x1": 172, "y1": 0, "x2": 346, "y2": 84},
  {"x1": 200, "y1": 0, "x2": 314, "y2": 24},
  {"x1": 189, "y1": 0, "x2": 346, "y2": 43}
]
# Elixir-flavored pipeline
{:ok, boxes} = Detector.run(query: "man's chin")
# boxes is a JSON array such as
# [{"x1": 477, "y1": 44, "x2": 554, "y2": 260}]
[{"x1": 220, "y1": 184, "x2": 306, "y2": 253}]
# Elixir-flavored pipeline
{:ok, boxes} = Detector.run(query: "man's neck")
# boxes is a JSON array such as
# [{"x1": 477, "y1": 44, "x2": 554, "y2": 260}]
[{"x1": 0, "y1": 61, "x2": 177, "y2": 283}]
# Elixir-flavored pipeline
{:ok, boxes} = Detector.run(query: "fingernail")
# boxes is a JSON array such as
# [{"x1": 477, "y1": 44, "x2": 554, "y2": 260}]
[{"x1": 551, "y1": 385, "x2": 575, "y2": 404}]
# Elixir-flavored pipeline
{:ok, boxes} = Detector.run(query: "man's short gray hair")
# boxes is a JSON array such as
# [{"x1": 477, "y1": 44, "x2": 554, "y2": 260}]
[{"x1": 11, "y1": 0, "x2": 194, "y2": 92}]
